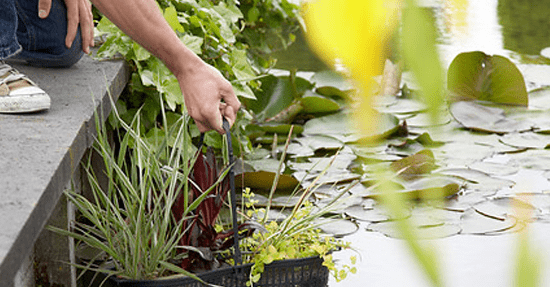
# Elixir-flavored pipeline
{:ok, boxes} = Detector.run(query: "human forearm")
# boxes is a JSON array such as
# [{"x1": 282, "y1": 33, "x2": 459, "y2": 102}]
[{"x1": 90, "y1": 0, "x2": 201, "y2": 77}]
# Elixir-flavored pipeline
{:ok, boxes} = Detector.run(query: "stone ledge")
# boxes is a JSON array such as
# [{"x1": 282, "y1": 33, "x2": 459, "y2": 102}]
[{"x1": 0, "y1": 54, "x2": 129, "y2": 286}]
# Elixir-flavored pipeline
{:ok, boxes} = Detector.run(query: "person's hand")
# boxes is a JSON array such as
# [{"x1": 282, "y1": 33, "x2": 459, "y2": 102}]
[
  {"x1": 38, "y1": 0, "x2": 95, "y2": 54},
  {"x1": 177, "y1": 63, "x2": 241, "y2": 134}
]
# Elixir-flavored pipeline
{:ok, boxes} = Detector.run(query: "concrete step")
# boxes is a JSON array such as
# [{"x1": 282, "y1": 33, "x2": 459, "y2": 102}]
[{"x1": 0, "y1": 54, "x2": 129, "y2": 286}]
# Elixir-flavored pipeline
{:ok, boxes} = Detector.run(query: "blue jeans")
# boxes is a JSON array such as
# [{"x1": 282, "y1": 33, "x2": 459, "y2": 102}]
[{"x1": 0, "y1": 0, "x2": 84, "y2": 67}]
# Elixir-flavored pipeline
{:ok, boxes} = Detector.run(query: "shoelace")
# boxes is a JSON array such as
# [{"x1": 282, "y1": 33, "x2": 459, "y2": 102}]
[{"x1": 0, "y1": 62, "x2": 37, "y2": 87}]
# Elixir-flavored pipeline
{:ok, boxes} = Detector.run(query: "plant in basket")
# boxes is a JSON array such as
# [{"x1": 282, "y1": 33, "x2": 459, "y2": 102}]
[{"x1": 49, "y1": 102, "x2": 356, "y2": 286}]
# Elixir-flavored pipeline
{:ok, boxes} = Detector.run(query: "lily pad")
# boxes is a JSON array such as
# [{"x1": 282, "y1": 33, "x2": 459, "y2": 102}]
[
  {"x1": 345, "y1": 204, "x2": 411, "y2": 222},
  {"x1": 447, "y1": 51, "x2": 528, "y2": 106},
  {"x1": 467, "y1": 161, "x2": 519, "y2": 177},
  {"x1": 300, "y1": 91, "x2": 341, "y2": 113},
  {"x1": 499, "y1": 132, "x2": 550, "y2": 149},
  {"x1": 541, "y1": 47, "x2": 550, "y2": 59},
  {"x1": 437, "y1": 168, "x2": 515, "y2": 191},
  {"x1": 390, "y1": 149, "x2": 437, "y2": 177},
  {"x1": 460, "y1": 208, "x2": 517, "y2": 235},
  {"x1": 303, "y1": 112, "x2": 400, "y2": 142},
  {"x1": 311, "y1": 70, "x2": 354, "y2": 98},
  {"x1": 375, "y1": 99, "x2": 427, "y2": 114},
  {"x1": 294, "y1": 135, "x2": 344, "y2": 152},
  {"x1": 367, "y1": 220, "x2": 461, "y2": 239},
  {"x1": 317, "y1": 218, "x2": 359, "y2": 237},
  {"x1": 473, "y1": 197, "x2": 539, "y2": 221},
  {"x1": 236, "y1": 171, "x2": 299, "y2": 191},
  {"x1": 527, "y1": 87, "x2": 550, "y2": 110},
  {"x1": 443, "y1": 192, "x2": 492, "y2": 212},
  {"x1": 253, "y1": 123, "x2": 304, "y2": 135},
  {"x1": 510, "y1": 149, "x2": 550, "y2": 170},
  {"x1": 450, "y1": 101, "x2": 532, "y2": 134},
  {"x1": 405, "y1": 112, "x2": 452, "y2": 128},
  {"x1": 285, "y1": 143, "x2": 315, "y2": 158}
]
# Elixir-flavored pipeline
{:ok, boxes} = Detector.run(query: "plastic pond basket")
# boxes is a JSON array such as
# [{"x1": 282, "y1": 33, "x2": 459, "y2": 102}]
[{"x1": 96, "y1": 256, "x2": 328, "y2": 287}]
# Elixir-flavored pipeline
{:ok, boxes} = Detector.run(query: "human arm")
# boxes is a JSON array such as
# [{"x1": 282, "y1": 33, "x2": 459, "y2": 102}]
[{"x1": 90, "y1": 0, "x2": 240, "y2": 133}]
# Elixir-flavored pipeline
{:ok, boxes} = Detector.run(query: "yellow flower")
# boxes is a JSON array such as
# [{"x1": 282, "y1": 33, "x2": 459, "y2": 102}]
[{"x1": 303, "y1": 0, "x2": 399, "y2": 135}]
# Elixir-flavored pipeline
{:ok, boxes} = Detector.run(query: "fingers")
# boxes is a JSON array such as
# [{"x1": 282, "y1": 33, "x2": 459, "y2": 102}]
[
  {"x1": 63, "y1": 0, "x2": 94, "y2": 53},
  {"x1": 220, "y1": 89, "x2": 241, "y2": 127},
  {"x1": 38, "y1": 0, "x2": 52, "y2": 18},
  {"x1": 78, "y1": 0, "x2": 95, "y2": 53},
  {"x1": 64, "y1": 0, "x2": 79, "y2": 49}
]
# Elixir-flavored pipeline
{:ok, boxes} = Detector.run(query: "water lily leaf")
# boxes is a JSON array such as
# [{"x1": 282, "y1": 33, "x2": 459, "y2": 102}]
[
  {"x1": 443, "y1": 192, "x2": 492, "y2": 212},
  {"x1": 513, "y1": 193, "x2": 550, "y2": 217},
  {"x1": 405, "y1": 112, "x2": 452, "y2": 128},
  {"x1": 390, "y1": 149, "x2": 437, "y2": 177},
  {"x1": 253, "y1": 123, "x2": 304, "y2": 135},
  {"x1": 285, "y1": 143, "x2": 315, "y2": 158},
  {"x1": 365, "y1": 176, "x2": 461, "y2": 202},
  {"x1": 542, "y1": 47, "x2": 550, "y2": 59},
  {"x1": 447, "y1": 51, "x2": 528, "y2": 106},
  {"x1": 243, "y1": 74, "x2": 313, "y2": 122},
  {"x1": 294, "y1": 170, "x2": 361, "y2": 186},
  {"x1": 236, "y1": 171, "x2": 299, "y2": 191},
  {"x1": 294, "y1": 135, "x2": 344, "y2": 151},
  {"x1": 311, "y1": 70, "x2": 354, "y2": 98},
  {"x1": 289, "y1": 154, "x2": 355, "y2": 172},
  {"x1": 316, "y1": 219, "x2": 359, "y2": 237},
  {"x1": 450, "y1": 101, "x2": 532, "y2": 134},
  {"x1": 437, "y1": 168, "x2": 515, "y2": 191},
  {"x1": 302, "y1": 112, "x2": 356, "y2": 136},
  {"x1": 528, "y1": 87, "x2": 550, "y2": 110},
  {"x1": 299, "y1": 91, "x2": 341, "y2": 113},
  {"x1": 375, "y1": 99, "x2": 427, "y2": 114},
  {"x1": 460, "y1": 209, "x2": 517, "y2": 235},
  {"x1": 245, "y1": 158, "x2": 285, "y2": 174},
  {"x1": 345, "y1": 204, "x2": 411, "y2": 222},
  {"x1": 473, "y1": 197, "x2": 539, "y2": 221},
  {"x1": 499, "y1": 132, "x2": 550, "y2": 149},
  {"x1": 367, "y1": 220, "x2": 461, "y2": 239},
  {"x1": 387, "y1": 138, "x2": 427, "y2": 157},
  {"x1": 467, "y1": 161, "x2": 519, "y2": 177},
  {"x1": 510, "y1": 149, "x2": 550, "y2": 170}
]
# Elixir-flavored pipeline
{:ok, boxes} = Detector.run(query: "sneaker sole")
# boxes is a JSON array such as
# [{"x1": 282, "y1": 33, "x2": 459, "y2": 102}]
[{"x1": 0, "y1": 93, "x2": 51, "y2": 113}]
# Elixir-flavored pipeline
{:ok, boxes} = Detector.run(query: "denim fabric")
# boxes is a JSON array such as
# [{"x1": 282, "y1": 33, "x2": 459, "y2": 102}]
[{"x1": 0, "y1": 0, "x2": 84, "y2": 67}]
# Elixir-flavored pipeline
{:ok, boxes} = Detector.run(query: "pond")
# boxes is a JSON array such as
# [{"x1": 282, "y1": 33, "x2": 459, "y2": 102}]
[{"x1": 270, "y1": 1, "x2": 550, "y2": 286}]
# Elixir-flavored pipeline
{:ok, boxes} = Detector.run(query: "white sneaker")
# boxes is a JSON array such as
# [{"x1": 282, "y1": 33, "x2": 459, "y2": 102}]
[{"x1": 0, "y1": 62, "x2": 50, "y2": 113}]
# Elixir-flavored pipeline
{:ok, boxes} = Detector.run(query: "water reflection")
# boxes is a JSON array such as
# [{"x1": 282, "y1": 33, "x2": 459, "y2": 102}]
[
  {"x1": 275, "y1": 0, "x2": 550, "y2": 72},
  {"x1": 498, "y1": 0, "x2": 550, "y2": 55}
]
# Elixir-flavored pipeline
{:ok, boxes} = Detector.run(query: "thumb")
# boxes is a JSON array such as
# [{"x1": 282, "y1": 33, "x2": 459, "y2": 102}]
[{"x1": 38, "y1": 0, "x2": 52, "y2": 18}]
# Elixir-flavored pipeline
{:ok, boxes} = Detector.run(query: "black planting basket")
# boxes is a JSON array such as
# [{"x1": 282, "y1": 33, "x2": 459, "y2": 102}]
[{"x1": 87, "y1": 256, "x2": 328, "y2": 287}]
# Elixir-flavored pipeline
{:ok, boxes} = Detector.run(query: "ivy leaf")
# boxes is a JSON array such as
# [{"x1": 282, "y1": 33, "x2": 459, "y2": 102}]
[
  {"x1": 179, "y1": 34, "x2": 203, "y2": 55},
  {"x1": 164, "y1": 6, "x2": 184, "y2": 32},
  {"x1": 132, "y1": 42, "x2": 150, "y2": 61},
  {"x1": 447, "y1": 51, "x2": 528, "y2": 106},
  {"x1": 162, "y1": 79, "x2": 184, "y2": 111},
  {"x1": 213, "y1": 2, "x2": 243, "y2": 24}
]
